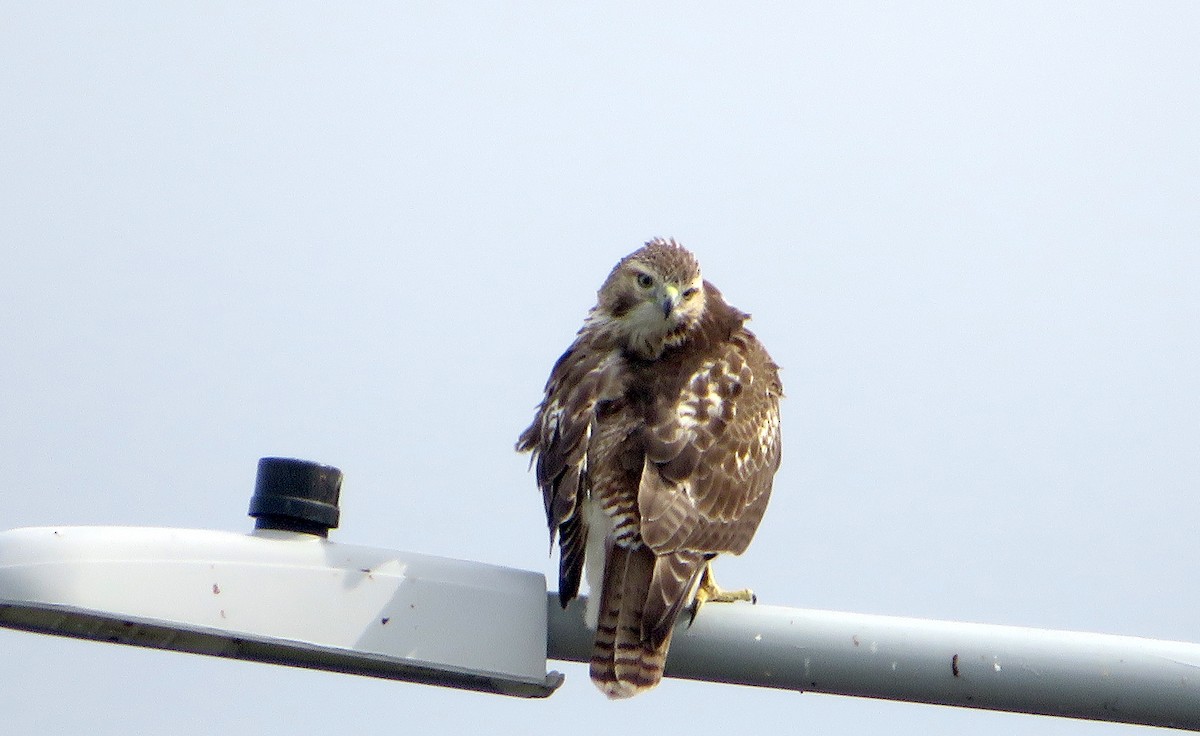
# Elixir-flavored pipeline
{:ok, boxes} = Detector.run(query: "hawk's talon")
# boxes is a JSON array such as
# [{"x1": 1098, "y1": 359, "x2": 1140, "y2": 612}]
[{"x1": 689, "y1": 564, "x2": 756, "y2": 626}]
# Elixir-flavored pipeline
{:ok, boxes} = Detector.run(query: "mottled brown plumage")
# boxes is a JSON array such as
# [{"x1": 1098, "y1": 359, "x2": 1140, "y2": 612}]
[{"x1": 517, "y1": 238, "x2": 782, "y2": 698}]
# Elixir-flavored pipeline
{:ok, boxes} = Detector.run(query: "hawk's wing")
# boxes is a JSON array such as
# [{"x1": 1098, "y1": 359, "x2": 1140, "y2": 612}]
[
  {"x1": 517, "y1": 339, "x2": 623, "y2": 605},
  {"x1": 636, "y1": 327, "x2": 782, "y2": 639}
]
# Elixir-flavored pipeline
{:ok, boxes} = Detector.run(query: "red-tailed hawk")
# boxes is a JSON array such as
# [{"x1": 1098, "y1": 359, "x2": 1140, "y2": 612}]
[{"x1": 518, "y1": 238, "x2": 782, "y2": 698}]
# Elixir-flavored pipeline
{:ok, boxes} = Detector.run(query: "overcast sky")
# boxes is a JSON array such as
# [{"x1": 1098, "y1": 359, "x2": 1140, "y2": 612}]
[{"x1": 2, "y1": 3, "x2": 1198, "y2": 734}]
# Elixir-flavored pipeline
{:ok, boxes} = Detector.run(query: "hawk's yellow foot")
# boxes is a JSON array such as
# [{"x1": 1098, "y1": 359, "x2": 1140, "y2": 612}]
[{"x1": 689, "y1": 564, "x2": 757, "y2": 626}]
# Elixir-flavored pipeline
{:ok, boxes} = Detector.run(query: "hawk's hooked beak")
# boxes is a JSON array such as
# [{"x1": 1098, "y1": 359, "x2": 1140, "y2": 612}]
[{"x1": 660, "y1": 285, "x2": 680, "y2": 319}]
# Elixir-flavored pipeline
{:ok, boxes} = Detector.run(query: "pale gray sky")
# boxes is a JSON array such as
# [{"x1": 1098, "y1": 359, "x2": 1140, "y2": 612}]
[{"x1": 2, "y1": 3, "x2": 1198, "y2": 733}]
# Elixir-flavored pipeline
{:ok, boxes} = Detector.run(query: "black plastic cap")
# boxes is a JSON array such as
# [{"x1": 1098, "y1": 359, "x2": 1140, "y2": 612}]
[{"x1": 249, "y1": 457, "x2": 342, "y2": 537}]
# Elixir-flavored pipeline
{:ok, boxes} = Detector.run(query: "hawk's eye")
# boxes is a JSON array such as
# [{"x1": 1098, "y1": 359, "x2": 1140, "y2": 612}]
[
  {"x1": 636, "y1": 273, "x2": 654, "y2": 289},
  {"x1": 682, "y1": 287, "x2": 699, "y2": 299}
]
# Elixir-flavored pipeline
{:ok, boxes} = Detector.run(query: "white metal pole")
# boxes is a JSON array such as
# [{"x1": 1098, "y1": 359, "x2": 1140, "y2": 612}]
[{"x1": 547, "y1": 595, "x2": 1200, "y2": 730}]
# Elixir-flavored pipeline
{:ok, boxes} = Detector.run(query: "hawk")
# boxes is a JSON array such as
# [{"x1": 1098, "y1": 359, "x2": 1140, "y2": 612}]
[{"x1": 517, "y1": 238, "x2": 782, "y2": 698}]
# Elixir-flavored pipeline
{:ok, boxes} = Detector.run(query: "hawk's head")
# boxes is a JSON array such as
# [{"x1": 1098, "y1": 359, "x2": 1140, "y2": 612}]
[{"x1": 590, "y1": 238, "x2": 706, "y2": 360}]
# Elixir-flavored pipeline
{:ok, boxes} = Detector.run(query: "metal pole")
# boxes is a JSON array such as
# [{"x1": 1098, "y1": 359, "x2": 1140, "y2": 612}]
[{"x1": 547, "y1": 595, "x2": 1200, "y2": 730}]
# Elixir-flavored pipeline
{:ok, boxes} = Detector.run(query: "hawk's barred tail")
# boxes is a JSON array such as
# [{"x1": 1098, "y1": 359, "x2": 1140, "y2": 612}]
[{"x1": 589, "y1": 544, "x2": 671, "y2": 699}]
